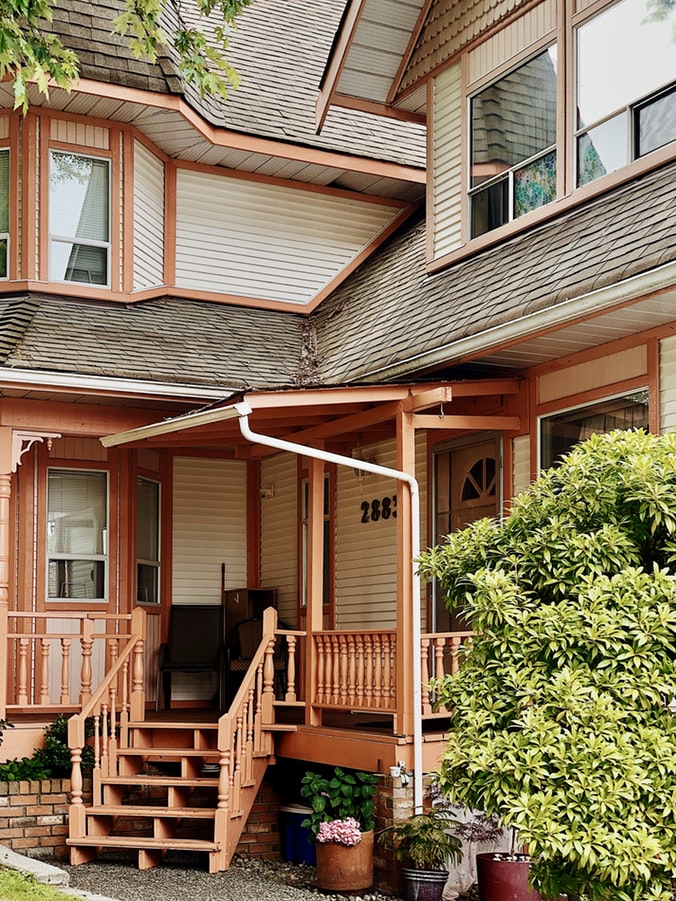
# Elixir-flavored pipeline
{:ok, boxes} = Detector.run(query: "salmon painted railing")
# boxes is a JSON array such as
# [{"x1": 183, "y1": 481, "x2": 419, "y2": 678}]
[
  {"x1": 305, "y1": 628, "x2": 473, "y2": 716},
  {"x1": 67, "y1": 607, "x2": 146, "y2": 838},
  {"x1": 6, "y1": 610, "x2": 139, "y2": 711}
]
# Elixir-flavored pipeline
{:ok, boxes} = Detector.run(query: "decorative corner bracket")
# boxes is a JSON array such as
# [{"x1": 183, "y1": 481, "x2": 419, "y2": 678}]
[{"x1": 11, "y1": 430, "x2": 62, "y2": 472}]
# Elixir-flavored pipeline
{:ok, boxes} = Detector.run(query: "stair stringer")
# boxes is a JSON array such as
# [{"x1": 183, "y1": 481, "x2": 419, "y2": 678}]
[{"x1": 211, "y1": 752, "x2": 274, "y2": 873}]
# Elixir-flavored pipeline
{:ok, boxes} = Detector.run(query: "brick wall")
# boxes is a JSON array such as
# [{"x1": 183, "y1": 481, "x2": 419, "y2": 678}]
[
  {"x1": 374, "y1": 773, "x2": 415, "y2": 894},
  {"x1": 0, "y1": 778, "x2": 91, "y2": 861},
  {"x1": 236, "y1": 779, "x2": 282, "y2": 859}
]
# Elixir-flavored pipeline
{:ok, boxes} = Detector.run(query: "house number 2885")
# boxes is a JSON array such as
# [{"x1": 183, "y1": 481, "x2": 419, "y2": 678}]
[{"x1": 360, "y1": 496, "x2": 397, "y2": 523}]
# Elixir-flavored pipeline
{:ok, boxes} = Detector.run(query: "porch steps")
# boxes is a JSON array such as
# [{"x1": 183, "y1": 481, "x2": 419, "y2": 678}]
[{"x1": 67, "y1": 717, "x2": 271, "y2": 873}]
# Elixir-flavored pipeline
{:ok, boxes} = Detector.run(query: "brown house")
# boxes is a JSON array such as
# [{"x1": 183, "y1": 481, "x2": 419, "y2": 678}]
[{"x1": 0, "y1": 0, "x2": 674, "y2": 879}]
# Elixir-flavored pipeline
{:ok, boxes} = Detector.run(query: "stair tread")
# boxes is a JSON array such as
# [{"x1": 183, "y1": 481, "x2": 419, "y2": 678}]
[
  {"x1": 121, "y1": 749, "x2": 219, "y2": 757},
  {"x1": 102, "y1": 776, "x2": 219, "y2": 787},
  {"x1": 87, "y1": 806, "x2": 216, "y2": 818},
  {"x1": 128, "y1": 722, "x2": 219, "y2": 730},
  {"x1": 66, "y1": 836, "x2": 218, "y2": 851}
]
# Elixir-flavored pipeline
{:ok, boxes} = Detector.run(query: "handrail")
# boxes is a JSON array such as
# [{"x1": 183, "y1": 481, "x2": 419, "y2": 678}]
[{"x1": 67, "y1": 607, "x2": 146, "y2": 834}]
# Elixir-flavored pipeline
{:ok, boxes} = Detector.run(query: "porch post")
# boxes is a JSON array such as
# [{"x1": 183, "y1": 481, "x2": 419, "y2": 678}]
[
  {"x1": 305, "y1": 454, "x2": 325, "y2": 727},
  {"x1": 395, "y1": 410, "x2": 416, "y2": 737},
  {"x1": 0, "y1": 429, "x2": 11, "y2": 717}
]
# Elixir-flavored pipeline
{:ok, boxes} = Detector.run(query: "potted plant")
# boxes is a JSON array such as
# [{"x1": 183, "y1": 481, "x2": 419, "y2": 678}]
[
  {"x1": 418, "y1": 430, "x2": 676, "y2": 901},
  {"x1": 378, "y1": 806, "x2": 463, "y2": 901},
  {"x1": 300, "y1": 766, "x2": 377, "y2": 892}
]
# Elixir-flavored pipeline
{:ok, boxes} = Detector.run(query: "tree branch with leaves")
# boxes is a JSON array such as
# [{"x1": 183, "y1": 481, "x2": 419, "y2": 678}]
[{"x1": 0, "y1": 0, "x2": 251, "y2": 113}]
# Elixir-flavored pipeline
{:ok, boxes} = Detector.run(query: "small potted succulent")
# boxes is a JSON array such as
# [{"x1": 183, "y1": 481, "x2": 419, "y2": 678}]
[
  {"x1": 300, "y1": 766, "x2": 377, "y2": 892},
  {"x1": 378, "y1": 806, "x2": 463, "y2": 901}
]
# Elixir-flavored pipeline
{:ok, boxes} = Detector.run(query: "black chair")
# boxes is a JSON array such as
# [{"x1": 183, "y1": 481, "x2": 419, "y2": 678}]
[
  {"x1": 227, "y1": 616, "x2": 287, "y2": 701},
  {"x1": 156, "y1": 604, "x2": 226, "y2": 711}
]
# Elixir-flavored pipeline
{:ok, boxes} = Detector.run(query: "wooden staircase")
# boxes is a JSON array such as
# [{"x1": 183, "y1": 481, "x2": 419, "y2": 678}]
[{"x1": 66, "y1": 607, "x2": 294, "y2": 873}]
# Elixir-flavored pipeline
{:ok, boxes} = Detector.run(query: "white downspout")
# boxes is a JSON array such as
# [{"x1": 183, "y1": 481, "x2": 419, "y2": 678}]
[{"x1": 234, "y1": 401, "x2": 424, "y2": 812}]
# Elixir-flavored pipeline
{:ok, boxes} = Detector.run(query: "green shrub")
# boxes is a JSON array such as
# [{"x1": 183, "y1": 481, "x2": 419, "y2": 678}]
[
  {"x1": 0, "y1": 714, "x2": 94, "y2": 781},
  {"x1": 300, "y1": 766, "x2": 377, "y2": 836},
  {"x1": 419, "y1": 429, "x2": 676, "y2": 901}
]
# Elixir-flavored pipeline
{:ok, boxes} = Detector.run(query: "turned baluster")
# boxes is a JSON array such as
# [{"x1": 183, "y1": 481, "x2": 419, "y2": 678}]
[
  {"x1": 339, "y1": 636, "x2": 349, "y2": 705},
  {"x1": 420, "y1": 637, "x2": 432, "y2": 715},
  {"x1": 17, "y1": 637, "x2": 29, "y2": 705},
  {"x1": 285, "y1": 634, "x2": 297, "y2": 702},
  {"x1": 450, "y1": 635, "x2": 461, "y2": 675},
  {"x1": 364, "y1": 634, "x2": 374, "y2": 708},
  {"x1": 60, "y1": 638, "x2": 71, "y2": 704},
  {"x1": 347, "y1": 634, "x2": 357, "y2": 707},
  {"x1": 217, "y1": 748, "x2": 231, "y2": 810},
  {"x1": 355, "y1": 633, "x2": 365, "y2": 707},
  {"x1": 384, "y1": 634, "x2": 394, "y2": 708},
  {"x1": 80, "y1": 619, "x2": 94, "y2": 703},
  {"x1": 40, "y1": 638, "x2": 51, "y2": 705},
  {"x1": 315, "y1": 634, "x2": 326, "y2": 705},
  {"x1": 372, "y1": 634, "x2": 382, "y2": 708},
  {"x1": 330, "y1": 634, "x2": 340, "y2": 705}
]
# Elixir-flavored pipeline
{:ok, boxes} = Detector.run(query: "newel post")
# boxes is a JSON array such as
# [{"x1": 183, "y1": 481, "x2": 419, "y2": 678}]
[{"x1": 130, "y1": 606, "x2": 146, "y2": 720}]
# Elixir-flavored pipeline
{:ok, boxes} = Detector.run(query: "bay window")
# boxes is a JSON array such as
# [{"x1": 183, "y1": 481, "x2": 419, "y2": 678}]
[
  {"x1": 49, "y1": 151, "x2": 110, "y2": 286},
  {"x1": 47, "y1": 469, "x2": 108, "y2": 601}
]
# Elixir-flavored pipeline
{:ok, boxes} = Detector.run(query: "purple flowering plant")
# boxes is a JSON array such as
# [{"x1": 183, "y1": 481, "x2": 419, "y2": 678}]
[{"x1": 300, "y1": 766, "x2": 377, "y2": 844}]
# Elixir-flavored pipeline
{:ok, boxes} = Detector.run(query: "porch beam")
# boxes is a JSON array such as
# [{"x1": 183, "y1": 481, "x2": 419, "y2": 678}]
[
  {"x1": 410, "y1": 414, "x2": 521, "y2": 430},
  {"x1": 245, "y1": 385, "x2": 440, "y2": 409},
  {"x1": 399, "y1": 386, "x2": 452, "y2": 412}
]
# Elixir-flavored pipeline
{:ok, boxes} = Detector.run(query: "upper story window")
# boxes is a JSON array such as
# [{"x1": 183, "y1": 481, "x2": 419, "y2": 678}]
[
  {"x1": 49, "y1": 151, "x2": 110, "y2": 286},
  {"x1": 576, "y1": 0, "x2": 676, "y2": 186},
  {"x1": 47, "y1": 469, "x2": 108, "y2": 602},
  {"x1": 464, "y1": 0, "x2": 675, "y2": 242},
  {"x1": 470, "y1": 48, "x2": 558, "y2": 238},
  {"x1": 0, "y1": 149, "x2": 8, "y2": 279}
]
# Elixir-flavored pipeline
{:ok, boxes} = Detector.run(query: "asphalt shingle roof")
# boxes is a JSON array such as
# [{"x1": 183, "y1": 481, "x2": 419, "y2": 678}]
[
  {"x1": 0, "y1": 295, "x2": 305, "y2": 391},
  {"x1": 50, "y1": 0, "x2": 426, "y2": 168},
  {"x1": 311, "y1": 158, "x2": 676, "y2": 383}
]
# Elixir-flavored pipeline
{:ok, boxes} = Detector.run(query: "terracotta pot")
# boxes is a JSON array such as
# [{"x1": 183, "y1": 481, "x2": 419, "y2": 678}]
[
  {"x1": 476, "y1": 853, "x2": 542, "y2": 901},
  {"x1": 315, "y1": 829, "x2": 374, "y2": 892},
  {"x1": 402, "y1": 867, "x2": 449, "y2": 901}
]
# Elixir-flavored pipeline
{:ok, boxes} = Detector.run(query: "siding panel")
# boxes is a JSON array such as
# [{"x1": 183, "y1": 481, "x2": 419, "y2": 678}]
[
  {"x1": 260, "y1": 454, "x2": 298, "y2": 626},
  {"x1": 133, "y1": 141, "x2": 165, "y2": 290},
  {"x1": 432, "y1": 64, "x2": 463, "y2": 259},
  {"x1": 175, "y1": 169, "x2": 404, "y2": 305},
  {"x1": 512, "y1": 434, "x2": 532, "y2": 496},
  {"x1": 171, "y1": 456, "x2": 247, "y2": 701},
  {"x1": 660, "y1": 336, "x2": 676, "y2": 432}
]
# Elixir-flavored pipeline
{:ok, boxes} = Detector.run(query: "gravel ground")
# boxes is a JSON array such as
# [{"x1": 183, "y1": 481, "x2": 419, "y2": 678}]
[{"x1": 59, "y1": 852, "x2": 406, "y2": 901}]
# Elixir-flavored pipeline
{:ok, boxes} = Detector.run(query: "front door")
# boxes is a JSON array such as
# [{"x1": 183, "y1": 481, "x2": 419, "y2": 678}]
[{"x1": 433, "y1": 437, "x2": 499, "y2": 631}]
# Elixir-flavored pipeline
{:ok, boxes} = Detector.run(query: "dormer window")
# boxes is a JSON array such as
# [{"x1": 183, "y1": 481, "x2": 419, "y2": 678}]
[
  {"x1": 49, "y1": 150, "x2": 110, "y2": 287},
  {"x1": 470, "y1": 48, "x2": 558, "y2": 238}
]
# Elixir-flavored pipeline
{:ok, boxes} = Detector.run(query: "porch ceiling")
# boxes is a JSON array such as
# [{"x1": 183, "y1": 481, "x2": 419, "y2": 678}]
[{"x1": 100, "y1": 379, "x2": 522, "y2": 455}]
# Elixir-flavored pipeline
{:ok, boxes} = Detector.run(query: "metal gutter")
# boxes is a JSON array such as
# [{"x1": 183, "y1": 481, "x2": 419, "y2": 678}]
[
  {"x1": 234, "y1": 401, "x2": 425, "y2": 813},
  {"x1": 0, "y1": 367, "x2": 239, "y2": 401}
]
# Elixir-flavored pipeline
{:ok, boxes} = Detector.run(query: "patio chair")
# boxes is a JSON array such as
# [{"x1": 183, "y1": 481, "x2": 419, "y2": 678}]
[
  {"x1": 156, "y1": 604, "x2": 226, "y2": 711},
  {"x1": 226, "y1": 615, "x2": 287, "y2": 701}
]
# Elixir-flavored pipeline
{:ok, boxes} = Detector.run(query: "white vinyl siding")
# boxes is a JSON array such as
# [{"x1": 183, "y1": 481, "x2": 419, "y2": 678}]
[
  {"x1": 512, "y1": 434, "x2": 532, "y2": 497},
  {"x1": 133, "y1": 141, "x2": 165, "y2": 290},
  {"x1": 174, "y1": 169, "x2": 404, "y2": 305},
  {"x1": 660, "y1": 336, "x2": 676, "y2": 432},
  {"x1": 171, "y1": 456, "x2": 247, "y2": 702},
  {"x1": 259, "y1": 454, "x2": 298, "y2": 626},
  {"x1": 432, "y1": 63, "x2": 463, "y2": 259}
]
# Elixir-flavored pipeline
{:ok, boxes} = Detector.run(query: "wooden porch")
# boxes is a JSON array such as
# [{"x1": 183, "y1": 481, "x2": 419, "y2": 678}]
[{"x1": 2, "y1": 605, "x2": 471, "y2": 872}]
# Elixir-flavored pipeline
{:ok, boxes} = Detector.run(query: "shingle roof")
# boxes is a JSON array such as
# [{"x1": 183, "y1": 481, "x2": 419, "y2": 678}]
[
  {"x1": 312, "y1": 159, "x2": 676, "y2": 382},
  {"x1": 0, "y1": 294, "x2": 305, "y2": 391},
  {"x1": 50, "y1": 0, "x2": 426, "y2": 168}
]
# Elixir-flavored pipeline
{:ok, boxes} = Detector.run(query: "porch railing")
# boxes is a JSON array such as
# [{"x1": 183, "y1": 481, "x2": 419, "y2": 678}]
[
  {"x1": 6, "y1": 610, "x2": 139, "y2": 711},
  {"x1": 305, "y1": 628, "x2": 473, "y2": 717}
]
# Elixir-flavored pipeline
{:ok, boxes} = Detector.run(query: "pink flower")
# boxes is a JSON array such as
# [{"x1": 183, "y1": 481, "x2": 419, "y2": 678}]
[{"x1": 316, "y1": 817, "x2": 362, "y2": 846}]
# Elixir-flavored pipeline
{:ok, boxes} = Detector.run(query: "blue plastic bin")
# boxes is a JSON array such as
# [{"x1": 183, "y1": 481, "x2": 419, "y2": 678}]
[{"x1": 280, "y1": 804, "x2": 316, "y2": 865}]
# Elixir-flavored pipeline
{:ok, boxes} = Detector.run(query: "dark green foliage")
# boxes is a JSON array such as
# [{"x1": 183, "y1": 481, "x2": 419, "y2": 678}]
[
  {"x1": 418, "y1": 430, "x2": 676, "y2": 901},
  {"x1": 378, "y1": 808, "x2": 463, "y2": 870},
  {"x1": 300, "y1": 766, "x2": 377, "y2": 837},
  {"x1": 0, "y1": 714, "x2": 94, "y2": 781}
]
